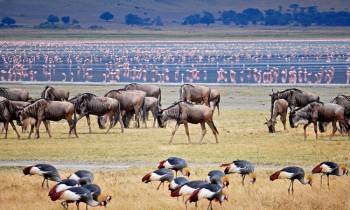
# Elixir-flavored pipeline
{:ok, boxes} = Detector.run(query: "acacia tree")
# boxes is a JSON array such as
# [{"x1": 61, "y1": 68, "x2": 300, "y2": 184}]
[{"x1": 100, "y1": 11, "x2": 114, "y2": 22}]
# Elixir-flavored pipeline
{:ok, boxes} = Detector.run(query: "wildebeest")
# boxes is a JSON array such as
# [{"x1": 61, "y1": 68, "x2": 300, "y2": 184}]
[
  {"x1": 69, "y1": 93, "x2": 124, "y2": 133},
  {"x1": 125, "y1": 83, "x2": 162, "y2": 106},
  {"x1": 10, "y1": 100, "x2": 37, "y2": 133},
  {"x1": 270, "y1": 88, "x2": 319, "y2": 117},
  {"x1": 157, "y1": 101, "x2": 219, "y2": 144},
  {"x1": 123, "y1": 96, "x2": 160, "y2": 128},
  {"x1": 41, "y1": 86, "x2": 69, "y2": 101},
  {"x1": 179, "y1": 84, "x2": 211, "y2": 106},
  {"x1": 289, "y1": 101, "x2": 348, "y2": 141},
  {"x1": 0, "y1": 87, "x2": 30, "y2": 101},
  {"x1": 19, "y1": 99, "x2": 78, "y2": 139},
  {"x1": 265, "y1": 99, "x2": 288, "y2": 133},
  {"x1": 209, "y1": 88, "x2": 220, "y2": 115},
  {"x1": 0, "y1": 98, "x2": 22, "y2": 139},
  {"x1": 330, "y1": 95, "x2": 350, "y2": 127},
  {"x1": 105, "y1": 89, "x2": 146, "y2": 128}
]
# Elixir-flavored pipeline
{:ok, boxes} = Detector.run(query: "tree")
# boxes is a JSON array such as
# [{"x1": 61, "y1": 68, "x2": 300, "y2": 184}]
[
  {"x1": 221, "y1": 10, "x2": 236, "y2": 25},
  {"x1": 125, "y1": 13, "x2": 144, "y2": 25},
  {"x1": 47, "y1": 15, "x2": 59, "y2": 24},
  {"x1": 235, "y1": 13, "x2": 249, "y2": 25},
  {"x1": 200, "y1": 11, "x2": 215, "y2": 26},
  {"x1": 61, "y1": 16, "x2": 70, "y2": 24},
  {"x1": 242, "y1": 8, "x2": 264, "y2": 24},
  {"x1": 152, "y1": 16, "x2": 163, "y2": 26},
  {"x1": 1, "y1": 17, "x2": 16, "y2": 25},
  {"x1": 99, "y1": 11, "x2": 114, "y2": 22},
  {"x1": 183, "y1": 14, "x2": 201, "y2": 25}
]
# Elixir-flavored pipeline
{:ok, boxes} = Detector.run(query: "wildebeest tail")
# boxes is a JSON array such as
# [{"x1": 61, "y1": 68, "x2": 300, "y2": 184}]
[
  {"x1": 179, "y1": 86, "x2": 183, "y2": 100},
  {"x1": 158, "y1": 88, "x2": 162, "y2": 107},
  {"x1": 113, "y1": 104, "x2": 121, "y2": 128},
  {"x1": 141, "y1": 97, "x2": 147, "y2": 123},
  {"x1": 207, "y1": 87, "x2": 211, "y2": 107},
  {"x1": 216, "y1": 93, "x2": 220, "y2": 114},
  {"x1": 97, "y1": 116, "x2": 104, "y2": 129}
]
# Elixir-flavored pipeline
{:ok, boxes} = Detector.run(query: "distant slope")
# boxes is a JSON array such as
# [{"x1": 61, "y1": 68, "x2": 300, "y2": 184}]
[{"x1": 0, "y1": 0, "x2": 349, "y2": 27}]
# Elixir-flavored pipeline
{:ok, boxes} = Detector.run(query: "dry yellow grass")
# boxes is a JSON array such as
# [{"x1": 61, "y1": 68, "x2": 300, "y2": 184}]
[{"x1": 0, "y1": 168, "x2": 349, "y2": 210}]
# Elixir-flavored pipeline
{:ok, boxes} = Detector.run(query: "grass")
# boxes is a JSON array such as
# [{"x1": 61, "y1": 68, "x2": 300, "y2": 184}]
[
  {"x1": 0, "y1": 85, "x2": 349, "y2": 166},
  {"x1": 0, "y1": 28, "x2": 349, "y2": 40},
  {"x1": 0, "y1": 168, "x2": 349, "y2": 210}
]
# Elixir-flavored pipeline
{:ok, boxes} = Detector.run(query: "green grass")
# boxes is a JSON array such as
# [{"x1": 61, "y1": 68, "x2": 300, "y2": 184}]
[{"x1": 0, "y1": 84, "x2": 349, "y2": 166}]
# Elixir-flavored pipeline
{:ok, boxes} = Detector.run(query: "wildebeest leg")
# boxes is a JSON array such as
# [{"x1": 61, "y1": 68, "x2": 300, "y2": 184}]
[
  {"x1": 281, "y1": 114, "x2": 287, "y2": 131},
  {"x1": 207, "y1": 121, "x2": 219, "y2": 144},
  {"x1": 43, "y1": 120, "x2": 52, "y2": 138},
  {"x1": 169, "y1": 123, "x2": 180, "y2": 144},
  {"x1": 330, "y1": 120, "x2": 337, "y2": 140},
  {"x1": 106, "y1": 113, "x2": 114, "y2": 134},
  {"x1": 199, "y1": 122, "x2": 207, "y2": 144},
  {"x1": 119, "y1": 114, "x2": 124, "y2": 133},
  {"x1": 184, "y1": 122, "x2": 192, "y2": 144},
  {"x1": 28, "y1": 124, "x2": 34, "y2": 139},
  {"x1": 35, "y1": 119, "x2": 42, "y2": 139},
  {"x1": 86, "y1": 115, "x2": 92, "y2": 134},
  {"x1": 303, "y1": 123, "x2": 310, "y2": 141},
  {"x1": 4, "y1": 122, "x2": 8, "y2": 139},
  {"x1": 67, "y1": 118, "x2": 78, "y2": 138},
  {"x1": 313, "y1": 121, "x2": 318, "y2": 140},
  {"x1": 10, "y1": 121, "x2": 20, "y2": 139}
]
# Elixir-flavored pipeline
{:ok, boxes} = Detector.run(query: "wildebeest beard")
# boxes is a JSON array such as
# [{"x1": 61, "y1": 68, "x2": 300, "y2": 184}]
[{"x1": 158, "y1": 103, "x2": 181, "y2": 127}]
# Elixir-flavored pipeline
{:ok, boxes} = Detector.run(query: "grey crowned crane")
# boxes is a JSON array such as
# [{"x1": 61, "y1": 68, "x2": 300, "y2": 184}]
[
  {"x1": 168, "y1": 177, "x2": 189, "y2": 192},
  {"x1": 270, "y1": 166, "x2": 312, "y2": 194},
  {"x1": 49, "y1": 179, "x2": 80, "y2": 209},
  {"x1": 158, "y1": 157, "x2": 190, "y2": 177},
  {"x1": 23, "y1": 164, "x2": 61, "y2": 188},
  {"x1": 68, "y1": 170, "x2": 94, "y2": 185},
  {"x1": 82, "y1": 184, "x2": 112, "y2": 207},
  {"x1": 50, "y1": 186, "x2": 101, "y2": 210},
  {"x1": 186, "y1": 183, "x2": 228, "y2": 210},
  {"x1": 207, "y1": 170, "x2": 229, "y2": 188},
  {"x1": 312, "y1": 162, "x2": 348, "y2": 188},
  {"x1": 220, "y1": 160, "x2": 256, "y2": 186},
  {"x1": 171, "y1": 180, "x2": 209, "y2": 208},
  {"x1": 142, "y1": 168, "x2": 174, "y2": 190}
]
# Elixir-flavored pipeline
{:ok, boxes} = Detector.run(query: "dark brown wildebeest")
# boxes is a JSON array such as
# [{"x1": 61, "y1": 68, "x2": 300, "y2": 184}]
[
  {"x1": 179, "y1": 84, "x2": 211, "y2": 106},
  {"x1": 330, "y1": 95, "x2": 350, "y2": 127},
  {"x1": 209, "y1": 88, "x2": 220, "y2": 115},
  {"x1": 125, "y1": 83, "x2": 162, "y2": 106},
  {"x1": 265, "y1": 99, "x2": 288, "y2": 133},
  {"x1": 19, "y1": 99, "x2": 78, "y2": 139},
  {"x1": 69, "y1": 93, "x2": 124, "y2": 134},
  {"x1": 270, "y1": 88, "x2": 319, "y2": 118},
  {"x1": 0, "y1": 87, "x2": 30, "y2": 101},
  {"x1": 157, "y1": 101, "x2": 219, "y2": 144},
  {"x1": 10, "y1": 100, "x2": 37, "y2": 133},
  {"x1": 289, "y1": 101, "x2": 349, "y2": 141},
  {"x1": 123, "y1": 97, "x2": 160, "y2": 128},
  {"x1": 105, "y1": 89, "x2": 146, "y2": 128},
  {"x1": 41, "y1": 86, "x2": 69, "y2": 101},
  {"x1": 0, "y1": 98, "x2": 22, "y2": 139}
]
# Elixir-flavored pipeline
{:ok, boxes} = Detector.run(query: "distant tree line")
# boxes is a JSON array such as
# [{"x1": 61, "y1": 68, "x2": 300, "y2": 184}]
[
  {"x1": 1, "y1": 3, "x2": 349, "y2": 29},
  {"x1": 184, "y1": 4, "x2": 350, "y2": 26}
]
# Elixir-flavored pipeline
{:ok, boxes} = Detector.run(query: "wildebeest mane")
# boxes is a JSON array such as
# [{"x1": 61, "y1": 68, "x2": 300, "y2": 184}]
[
  {"x1": 105, "y1": 89, "x2": 126, "y2": 96},
  {"x1": 291, "y1": 101, "x2": 324, "y2": 113},
  {"x1": 277, "y1": 88, "x2": 303, "y2": 94}
]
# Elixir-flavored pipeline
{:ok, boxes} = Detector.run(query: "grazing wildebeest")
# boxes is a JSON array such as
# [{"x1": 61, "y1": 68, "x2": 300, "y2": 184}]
[
  {"x1": 0, "y1": 98, "x2": 22, "y2": 139},
  {"x1": 289, "y1": 101, "x2": 348, "y2": 141},
  {"x1": 123, "y1": 97, "x2": 160, "y2": 128},
  {"x1": 270, "y1": 88, "x2": 319, "y2": 118},
  {"x1": 10, "y1": 100, "x2": 37, "y2": 133},
  {"x1": 209, "y1": 88, "x2": 220, "y2": 115},
  {"x1": 0, "y1": 87, "x2": 30, "y2": 101},
  {"x1": 105, "y1": 89, "x2": 146, "y2": 128},
  {"x1": 157, "y1": 101, "x2": 219, "y2": 144},
  {"x1": 125, "y1": 83, "x2": 162, "y2": 106},
  {"x1": 41, "y1": 86, "x2": 69, "y2": 101},
  {"x1": 330, "y1": 95, "x2": 350, "y2": 127},
  {"x1": 265, "y1": 99, "x2": 288, "y2": 133},
  {"x1": 69, "y1": 93, "x2": 124, "y2": 134},
  {"x1": 19, "y1": 99, "x2": 78, "y2": 139},
  {"x1": 179, "y1": 84, "x2": 211, "y2": 106}
]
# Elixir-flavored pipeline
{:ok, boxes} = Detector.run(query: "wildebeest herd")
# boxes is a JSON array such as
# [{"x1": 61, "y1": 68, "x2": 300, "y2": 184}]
[
  {"x1": 0, "y1": 84, "x2": 222, "y2": 144},
  {"x1": 266, "y1": 88, "x2": 350, "y2": 140}
]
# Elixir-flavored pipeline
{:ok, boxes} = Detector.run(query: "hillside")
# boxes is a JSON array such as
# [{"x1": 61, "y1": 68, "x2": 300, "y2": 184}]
[{"x1": 0, "y1": 0, "x2": 349, "y2": 28}]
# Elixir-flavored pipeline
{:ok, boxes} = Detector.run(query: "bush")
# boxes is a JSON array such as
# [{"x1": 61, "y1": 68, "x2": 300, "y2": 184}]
[
  {"x1": 183, "y1": 14, "x2": 201, "y2": 25},
  {"x1": 200, "y1": 11, "x2": 215, "y2": 26},
  {"x1": 47, "y1": 15, "x2": 59, "y2": 24},
  {"x1": 1, "y1": 17, "x2": 16, "y2": 25},
  {"x1": 100, "y1": 11, "x2": 114, "y2": 22},
  {"x1": 125, "y1": 13, "x2": 144, "y2": 25},
  {"x1": 61, "y1": 16, "x2": 70, "y2": 24}
]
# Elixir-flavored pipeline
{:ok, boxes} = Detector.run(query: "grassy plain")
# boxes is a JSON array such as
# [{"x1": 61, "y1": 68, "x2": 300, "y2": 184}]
[{"x1": 0, "y1": 84, "x2": 350, "y2": 210}]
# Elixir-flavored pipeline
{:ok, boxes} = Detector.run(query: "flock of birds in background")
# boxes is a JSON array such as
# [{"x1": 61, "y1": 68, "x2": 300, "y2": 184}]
[{"x1": 23, "y1": 157, "x2": 349, "y2": 210}]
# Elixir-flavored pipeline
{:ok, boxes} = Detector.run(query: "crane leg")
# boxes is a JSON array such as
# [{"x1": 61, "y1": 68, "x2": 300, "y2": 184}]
[
  {"x1": 320, "y1": 174, "x2": 324, "y2": 187},
  {"x1": 288, "y1": 180, "x2": 292, "y2": 194},
  {"x1": 327, "y1": 175, "x2": 330, "y2": 190},
  {"x1": 156, "y1": 182, "x2": 163, "y2": 190},
  {"x1": 41, "y1": 178, "x2": 46, "y2": 188},
  {"x1": 242, "y1": 174, "x2": 246, "y2": 186},
  {"x1": 291, "y1": 180, "x2": 294, "y2": 194}
]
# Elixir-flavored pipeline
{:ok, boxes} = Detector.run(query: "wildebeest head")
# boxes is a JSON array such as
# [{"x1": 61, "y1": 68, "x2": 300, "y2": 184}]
[
  {"x1": 16, "y1": 110, "x2": 23, "y2": 126},
  {"x1": 289, "y1": 102, "x2": 321, "y2": 128},
  {"x1": 157, "y1": 109, "x2": 165, "y2": 128},
  {"x1": 97, "y1": 115, "x2": 108, "y2": 129},
  {"x1": 264, "y1": 117, "x2": 276, "y2": 133}
]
